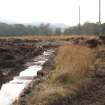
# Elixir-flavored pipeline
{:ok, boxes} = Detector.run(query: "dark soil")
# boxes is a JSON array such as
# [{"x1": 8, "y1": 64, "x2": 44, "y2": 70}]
[
  {"x1": 1, "y1": 36, "x2": 105, "y2": 105},
  {"x1": 0, "y1": 38, "x2": 55, "y2": 88}
]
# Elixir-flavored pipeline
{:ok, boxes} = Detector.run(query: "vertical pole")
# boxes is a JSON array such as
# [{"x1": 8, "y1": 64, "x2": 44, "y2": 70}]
[
  {"x1": 99, "y1": 0, "x2": 101, "y2": 24},
  {"x1": 79, "y1": 5, "x2": 80, "y2": 26},
  {"x1": 79, "y1": 5, "x2": 81, "y2": 35},
  {"x1": 99, "y1": 0, "x2": 101, "y2": 35}
]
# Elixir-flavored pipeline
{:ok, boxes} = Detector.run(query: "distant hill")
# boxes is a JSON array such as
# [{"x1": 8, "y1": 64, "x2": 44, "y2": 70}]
[
  {"x1": 0, "y1": 18, "x2": 69, "y2": 29},
  {"x1": 30, "y1": 22, "x2": 69, "y2": 29}
]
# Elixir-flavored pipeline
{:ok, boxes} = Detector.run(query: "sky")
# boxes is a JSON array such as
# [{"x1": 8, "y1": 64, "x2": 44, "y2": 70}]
[{"x1": 0, "y1": 0, "x2": 104, "y2": 26}]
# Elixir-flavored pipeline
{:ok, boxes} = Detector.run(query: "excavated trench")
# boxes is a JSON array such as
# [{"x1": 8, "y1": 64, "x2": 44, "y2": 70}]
[
  {"x1": 0, "y1": 39, "x2": 52, "y2": 88},
  {"x1": 0, "y1": 48, "x2": 54, "y2": 105}
]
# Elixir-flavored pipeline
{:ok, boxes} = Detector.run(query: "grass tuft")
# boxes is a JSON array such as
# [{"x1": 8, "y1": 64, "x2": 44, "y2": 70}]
[{"x1": 50, "y1": 45, "x2": 95, "y2": 85}]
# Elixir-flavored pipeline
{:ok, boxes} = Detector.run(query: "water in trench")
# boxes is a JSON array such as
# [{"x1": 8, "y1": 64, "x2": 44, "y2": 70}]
[{"x1": 0, "y1": 49, "x2": 54, "y2": 105}]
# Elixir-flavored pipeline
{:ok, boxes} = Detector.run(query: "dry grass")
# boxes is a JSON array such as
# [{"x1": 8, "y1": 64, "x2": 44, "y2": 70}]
[
  {"x1": 28, "y1": 83, "x2": 68, "y2": 105},
  {"x1": 51, "y1": 45, "x2": 95, "y2": 85},
  {"x1": 0, "y1": 35, "x2": 96, "y2": 41}
]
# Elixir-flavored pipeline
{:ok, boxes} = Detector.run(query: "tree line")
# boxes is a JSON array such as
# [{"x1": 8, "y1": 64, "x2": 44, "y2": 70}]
[
  {"x1": 0, "y1": 23, "x2": 62, "y2": 36},
  {"x1": 0, "y1": 22, "x2": 105, "y2": 36},
  {"x1": 64, "y1": 22, "x2": 104, "y2": 35}
]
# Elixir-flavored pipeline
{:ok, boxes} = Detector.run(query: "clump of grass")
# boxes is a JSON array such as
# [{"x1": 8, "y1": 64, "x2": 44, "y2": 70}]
[
  {"x1": 28, "y1": 84, "x2": 68, "y2": 105},
  {"x1": 51, "y1": 45, "x2": 95, "y2": 85}
]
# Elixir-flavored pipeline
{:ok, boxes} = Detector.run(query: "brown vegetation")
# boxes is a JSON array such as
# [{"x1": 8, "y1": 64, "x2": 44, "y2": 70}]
[
  {"x1": 15, "y1": 44, "x2": 96, "y2": 105},
  {"x1": 51, "y1": 45, "x2": 95, "y2": 85},
  {"x1": 0, "y1": 35, "x2": 96, "y2": 41}
]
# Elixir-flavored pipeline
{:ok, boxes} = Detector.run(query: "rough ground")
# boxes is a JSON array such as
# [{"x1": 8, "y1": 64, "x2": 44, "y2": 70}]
[
  {"x1": 0, "y1": 38, "x2": 57, "y2": 88},
  {"x1": 1, "y1": 36, "x2": 105, "y2": 105},
  {"x1": 48, "y1": 45, "x2": 105, "y2": 105},
  {"x1": 14, "y1": 36, "x2": 105, "y2": 105},
  {"x1": 0, "y1": 36, "x2": 93, "y2": 87}
]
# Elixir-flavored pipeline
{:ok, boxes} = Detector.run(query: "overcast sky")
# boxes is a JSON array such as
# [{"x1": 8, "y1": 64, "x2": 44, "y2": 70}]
[{"x1": 0, "y1": 0, "x2": 104, "y2": 26}]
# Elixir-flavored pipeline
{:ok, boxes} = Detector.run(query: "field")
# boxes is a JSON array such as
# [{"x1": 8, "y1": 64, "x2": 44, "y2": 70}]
[
  {"x1": 0, "y1": 35, "x2": 96, "y2": 41},
  {"x1": 0, "y1": 35, "x2": 104, "y2": 105},
  {"x1": 9, "y1": 35, "x2": 105, "y2": 105}
]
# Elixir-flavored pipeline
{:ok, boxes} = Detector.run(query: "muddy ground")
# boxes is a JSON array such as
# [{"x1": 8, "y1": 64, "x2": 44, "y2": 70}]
[
  {"x1": 1, "y1": 36, "x2": 105, "y2": 105},
  {"x1": 0, "y1": 38, "x2": 56, "y2": 88},
  {"x1": 0, "y1": 36, "x2": 103, "y2": 86},
  {"x1": 13, "y1": 36, "x2": 105, "y2": 105},
  {"x1": 0, "y1": 38, "x2": 70, "y2": 88}
]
